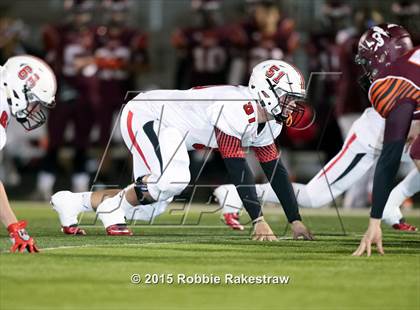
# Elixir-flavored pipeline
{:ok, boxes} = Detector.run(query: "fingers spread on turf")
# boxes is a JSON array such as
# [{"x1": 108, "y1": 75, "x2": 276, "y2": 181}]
[
  {"x1": 29, "y1": 244, "x2": 39, "y2": 253},
  {"x1": 377, "y1": 240, "x2": 384, "y2": 255},
  {"x1": 268, "y1": 235, "x2": 277, "y2": 241},
  {"x1": 352, "y1": 242, "x2": 365, "y2": 256},
  {"x1": 366, "y1": 241, "x2": 371, "y2": 257},
  {"x1": 10, "y1": 243, "x2": 18, "y2": 253},
  {"x1": 304, "y1": 232, "x2": 314, "y2": 241}
]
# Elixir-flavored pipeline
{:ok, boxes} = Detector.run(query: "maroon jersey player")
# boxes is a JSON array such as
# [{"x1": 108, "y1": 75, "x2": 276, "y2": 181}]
[
  {"x1": 38, "y1": 0, "x2": 100, "y2": 196},
  {"x1": 353, "y1": 24, "x2": 419, "y2": 256},
  {"x1": 172, "y1": 0, "x2": 231, "y2": 88},
  {"x1": 231, "y1": 1, "x2": 299, "y2": 84},
  {"x1": 94, "y1": 0, "x2": 149, "y2": 147}
]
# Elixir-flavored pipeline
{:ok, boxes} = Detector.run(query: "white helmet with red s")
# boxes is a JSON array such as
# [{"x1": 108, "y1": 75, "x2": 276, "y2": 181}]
[
  {"x1": 248, "y1": 60, "x2": 310, "y2": 128},
  {"x1": 1, "y1": 55, "x2": 56, "y2": 130}
]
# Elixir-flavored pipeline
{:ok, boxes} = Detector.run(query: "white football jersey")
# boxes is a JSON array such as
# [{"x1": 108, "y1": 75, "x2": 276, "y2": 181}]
[
  {"x1": 0, "y1": 66, "x2": 11, "y2": 151},
  {"x1": 127, "y1": 85, "x2": 283, "y2": 150}
]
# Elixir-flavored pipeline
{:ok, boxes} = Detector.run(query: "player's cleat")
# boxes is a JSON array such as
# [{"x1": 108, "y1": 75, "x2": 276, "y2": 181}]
[
  {"x1": 106, "y1": 224, "x2": 133, "y2": 236},
  {"x1": 223, "y1": 213, "x2": 244, "y2": 231},
  {"x1": 62, "y1": 225, "x2": 87, "y2": 235},
  {"x1": 392, "y1": 222, "x2": 418, "y2": 231}
]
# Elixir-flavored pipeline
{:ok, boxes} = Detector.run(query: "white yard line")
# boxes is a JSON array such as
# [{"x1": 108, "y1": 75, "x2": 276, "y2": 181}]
[{"x1": 40, "y1": 242, "x2": 182, "y2": 251}]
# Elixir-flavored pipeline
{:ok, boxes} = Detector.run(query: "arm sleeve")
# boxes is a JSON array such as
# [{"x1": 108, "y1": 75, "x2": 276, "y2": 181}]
[
  {"x1": 371, "y1": 100, "x2": 415, "y2": 219},
  {"x1": 259, "y1": 158, "x2": 302, "y2": 223},
  {"x1": 215, "y1": 127, "x2": 262, "y2": 221}
]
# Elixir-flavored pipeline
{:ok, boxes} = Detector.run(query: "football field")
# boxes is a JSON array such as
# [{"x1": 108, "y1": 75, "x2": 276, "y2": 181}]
[{"x1": 1, "y1": 202, "x2": 419, "y2": 310}]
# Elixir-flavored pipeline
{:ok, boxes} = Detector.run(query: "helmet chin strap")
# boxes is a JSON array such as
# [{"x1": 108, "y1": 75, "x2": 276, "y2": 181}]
[{"x1": 266, "y1": 78, "x2": 287, "y2": 123}]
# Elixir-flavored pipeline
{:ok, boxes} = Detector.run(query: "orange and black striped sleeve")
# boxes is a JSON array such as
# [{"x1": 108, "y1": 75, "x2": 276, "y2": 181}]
[{"x1": 369, "y1": 77, "x2": 420, "y2": 118}]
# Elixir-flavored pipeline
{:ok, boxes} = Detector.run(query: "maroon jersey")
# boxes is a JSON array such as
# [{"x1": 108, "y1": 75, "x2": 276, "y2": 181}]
[
  {"x1": 172, "y1": 25, "x2": 231, "y2": 87},
  {"x1": 94, "y1": 26, "x2": 148, "y2": 82},
  {"x1": 368, "y1": 47, "x2": 420, "y2": 119},
  {"x1": 237, "y1": 17, "x2": 299, "y2": 80},
  {"x1": 43, "y1": 24, "x2": 96, "y2": 78}
]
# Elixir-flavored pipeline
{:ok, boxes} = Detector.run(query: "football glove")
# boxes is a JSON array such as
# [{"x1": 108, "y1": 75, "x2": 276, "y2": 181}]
[{"x1": 7, "y1": 220, "x2": 39, "y2": 253}]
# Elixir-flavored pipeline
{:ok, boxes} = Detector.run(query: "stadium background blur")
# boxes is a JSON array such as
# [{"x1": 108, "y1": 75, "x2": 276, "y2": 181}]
[{"x1": 1, "y1": 0, "x2": 418, "y2": 206}]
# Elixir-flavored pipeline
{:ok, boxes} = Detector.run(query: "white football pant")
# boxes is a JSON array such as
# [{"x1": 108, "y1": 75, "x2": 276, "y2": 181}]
[{"x1": 119, "y1": 102, "x2": 190, "y2": 218}]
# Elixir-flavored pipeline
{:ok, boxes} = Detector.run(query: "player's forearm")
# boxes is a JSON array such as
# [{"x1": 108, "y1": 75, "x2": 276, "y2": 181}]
[
  {"x1": 0, "y1": 181, "x2": 18, "y2": 227},
  {"x1": 260, "y1": 159, "x2": 302, "y2": 223},
  {"x1": 371, "y1": 102, "x2": 415, "y2": 219},
  {"x1": 223, "y1": 158, "x2": 262, "y2": 221},
  {"x1": 371, "y1": 141, "x2": 405, "y2": 219}
]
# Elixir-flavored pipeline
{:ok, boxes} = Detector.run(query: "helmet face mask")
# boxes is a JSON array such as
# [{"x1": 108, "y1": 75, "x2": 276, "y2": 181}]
[
  {"x1": 354, "y1": 54, "x2": 374, "y2": 92},
  {"x1": 266, "y1": 79, "x2": 306, "y2": 127},
  {"x1": 2, "y1": 55, "x2": 57, "y2": 131},
  {"x1": 14, "y1": 85, "x2": 55, "y2": 131}
]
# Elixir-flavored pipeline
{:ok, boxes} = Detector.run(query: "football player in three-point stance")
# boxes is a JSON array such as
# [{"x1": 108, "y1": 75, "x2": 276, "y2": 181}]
[
  {"x1": 214, "y1": 107, "x2": 418, "y2": 232},
  {"x1": 0, "y1": 55, "x2": 57, "y2": 253},
  {"x1": 352, "y1": 24, "x2": 419, "y2": 256},
  {"x1": 51, "y1": 59, "x2": 314, "y2": 241}
]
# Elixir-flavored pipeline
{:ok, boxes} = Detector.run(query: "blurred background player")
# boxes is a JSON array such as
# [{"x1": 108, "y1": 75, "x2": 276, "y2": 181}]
[
  {"x1": 304, "y1": 1, "x2": 351, "y2": 163},
  {"x1": 391, "y1": 0, "x2": 419, "y2": 45},
  {"x1": 171, "y1": 0, "x2": 230, "y2": 89},
  {"x1": 0, "y1": 55, "x2": 57, "y2": 252},
  {"x1": 36, "y1": 0, "x2": 99, "y2": 199},
  {"x1": 93, "y1": 0, "x2": 149, "y2": 181},
  {"x1": 228, "y1": 0, "x2": 299, "y2": 85}
]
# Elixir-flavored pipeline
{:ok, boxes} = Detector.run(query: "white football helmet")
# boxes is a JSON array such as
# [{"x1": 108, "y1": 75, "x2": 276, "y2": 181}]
[
  {"x1": 1, "y1": 55, "x2": 56, "y2": 130},
  {"x1": 249, "y1": 60, "x2": 307, "y2": 127}
]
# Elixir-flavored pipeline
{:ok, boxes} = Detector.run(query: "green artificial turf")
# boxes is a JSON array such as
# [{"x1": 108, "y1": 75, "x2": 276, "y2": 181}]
[{"x1": 0, "y1": 202, "x2": 419, "y2": 310}]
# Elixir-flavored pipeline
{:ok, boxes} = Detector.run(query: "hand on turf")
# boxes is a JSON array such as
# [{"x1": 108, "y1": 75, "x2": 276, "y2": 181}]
[
  {"x1": 7, "y1": 220, "x2": 39, "y2": 253},
  {"x1": 291, "y1": 221, "x2": 314, "y2": 240},
  {"x1": 251, "y1": 218, "x2": 277, "y2": 241},
  {"x1": 352, "y1": 218, "x2": 384, "y2": 257}
]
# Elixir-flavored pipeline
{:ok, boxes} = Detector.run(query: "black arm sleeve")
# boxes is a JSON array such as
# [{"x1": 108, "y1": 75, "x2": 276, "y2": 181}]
[
  {"x1": 371, "y1": 101, "x2": 415, "y2": 219},
  {"x1": 260, "y1": 159, "x2": 302, "y2": 223},
  {"x1": 223, "y1": 158, "x2": 263, "y2": 221}
]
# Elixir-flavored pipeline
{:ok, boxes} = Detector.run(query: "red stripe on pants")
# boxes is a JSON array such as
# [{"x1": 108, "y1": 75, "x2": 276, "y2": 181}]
[
  {"x1": 127, "y1": 110, "x2": 152, "y2": 171},
  {"x1": 318, "y1": 133, "x2": 357, "y2": 178}
]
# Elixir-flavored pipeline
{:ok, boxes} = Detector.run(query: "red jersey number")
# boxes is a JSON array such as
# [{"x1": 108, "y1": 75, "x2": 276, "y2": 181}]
[
  {"x1": 243, "y1": 102, "x2": 256, "y2": 123},
  {"x1": 0, "y1": 111, "x2": 8, "y2": 129}
]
